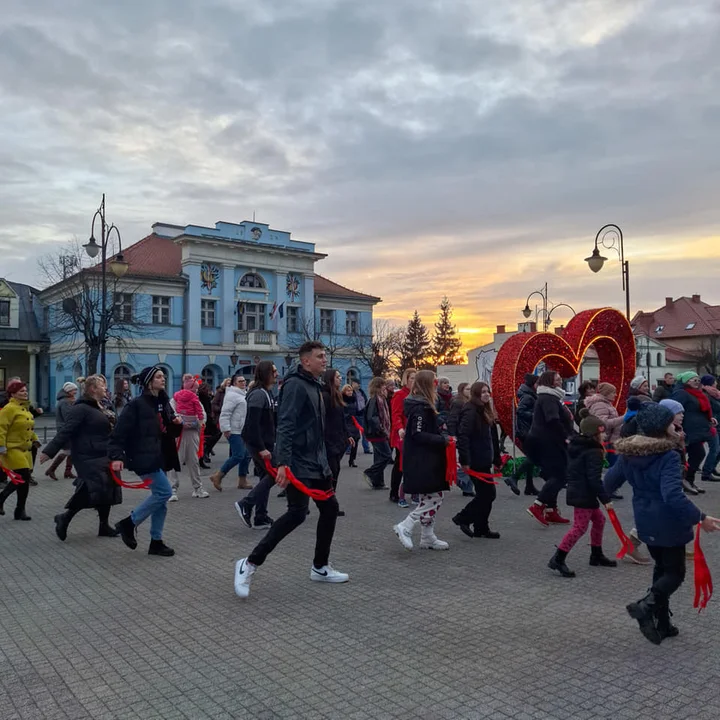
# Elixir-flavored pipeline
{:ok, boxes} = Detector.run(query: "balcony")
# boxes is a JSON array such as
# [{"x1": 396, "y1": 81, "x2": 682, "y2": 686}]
[{"x1": 234, "y1": 330, "x2": 279, "y2": 351}]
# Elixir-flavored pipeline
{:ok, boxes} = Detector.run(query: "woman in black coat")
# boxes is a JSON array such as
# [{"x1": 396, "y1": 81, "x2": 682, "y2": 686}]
[
  {"x1": 512, "y1": 373, "x2": 539, "y2": 495},
  {"x1": 342, "y1": 385, "x2": 361, "y2": 467},
  {"x1": 525, "y1": 370, "x2": 574, "y2": 526},
  {"x1": 322, "y1": 369, "x2": 354, "y2": 517},
  {"x1": 452, "y1": 382, "x2": 502, "y2": 539},
  {"x1": 40, "y1": 375, "x2": 122, "y2": 541},
  {"x1": 392, "y1": 371, "x2": 450, "y2": 552}
]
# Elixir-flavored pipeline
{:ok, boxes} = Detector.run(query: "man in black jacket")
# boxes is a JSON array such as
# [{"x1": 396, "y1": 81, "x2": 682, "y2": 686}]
[
  {"x1": 234, "y1": 342, "x2": 349, "y2": 598},
  {"x1": 653, "y1": 373, "x2": 675, "y2": 402}
]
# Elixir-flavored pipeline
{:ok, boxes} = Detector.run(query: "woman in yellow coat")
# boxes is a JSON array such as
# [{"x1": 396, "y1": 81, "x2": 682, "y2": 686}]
[{"x1": 0, "y1": 379, "x2": 38, "y2": 520}]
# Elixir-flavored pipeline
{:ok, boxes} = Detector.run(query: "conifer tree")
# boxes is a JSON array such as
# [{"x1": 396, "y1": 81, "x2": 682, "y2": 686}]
[
  {"x1": 400, "y1": 311, "x2": 431, "y2": 372},
  {"x1": 431, "y1": 296, "x2": 463, "y2": 366}
]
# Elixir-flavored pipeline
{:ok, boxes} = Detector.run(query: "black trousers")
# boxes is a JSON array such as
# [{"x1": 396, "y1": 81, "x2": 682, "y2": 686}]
[
  {"x1": 65, "y1": 490, "x2": 112, "y2": 525},
  {"x1": 454, "y1": 469, "x2": 496, "y2": 532},
  {"x1": 248, "y1": 476, "x2": 339, "y2": 569},
  {"x1": 0, "y1": 468, "x2": 31, "y2": 513},
  {"x1": 390, "y1": 450, "x2": 403, "y2": 500},
  {"x1": 648, "y1": 545, "x2": 686, "y2": 602},
  {"x1": 204, "y1": 429, "x2": 223, "y2": 458},
  {"x1": 686, "y1": 442, "x2": 706, "y2": 483},
  {"x1": 348, "y1": 440, "x2": 358, "y2": 466}
]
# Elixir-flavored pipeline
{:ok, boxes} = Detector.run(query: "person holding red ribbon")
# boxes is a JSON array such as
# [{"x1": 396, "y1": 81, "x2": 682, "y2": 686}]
[
  {"x1": 389, "y1": 368, "x2": 416, "y2": 507},
  {"x1": 452, "y1": 382, "x2": 502, "y2": 540},
  {"x1": 0, "y1": 379, "x2": 37, "y2": 521},
  {"x1": 234, "y1": 342, "x2": 348, "y2": 599},
  {"x1": 605, "y1": 402, "x2": 720, "y2": 644},
  {"x1": 393, "y1": 370, "x2": 451, "y2": 551}
]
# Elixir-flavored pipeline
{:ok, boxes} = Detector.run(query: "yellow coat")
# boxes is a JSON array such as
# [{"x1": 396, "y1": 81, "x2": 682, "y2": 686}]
[{"x1": 0, "y1": 398, "x2": 38, "y2": 470}]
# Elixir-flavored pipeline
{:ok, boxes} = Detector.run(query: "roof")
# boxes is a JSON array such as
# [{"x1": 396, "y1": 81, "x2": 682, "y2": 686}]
[
  {"x1": 0, "y1": 280, "x2": 45, "y2": 343},
  {"x1": 632, "y1": 296, "x2": 720, "y2": 341},
  {"x1": 664, "y1": 345, "x2": 699, "y2": 363},
  {"x1": 105, "y1": 233, "x2": 182, "y2": 278},
  {"x1": 313, "y1": 274, "x2": 381, "y2": 302}
]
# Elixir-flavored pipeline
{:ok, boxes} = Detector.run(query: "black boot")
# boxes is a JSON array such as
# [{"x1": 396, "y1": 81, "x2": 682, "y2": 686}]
[
  {"x1": 503, "y1": 476, "x2": 520, "y2": 496},
  {"x1": 115, "y1": 515, "x2": 137, "y2": 550},
  {"x1": 148, "y1": 539, "x2": 175, "y2": 557},
  {"x1": 14, "y1": 509, "x2": 31, "y2": 521},
  {"x1": 452, "y1": 514, "x2": 474, "y2": 538},
  {"x1": 0, "y1": 484, "x2": 11, "y2": 515},
  {"x1": 626, "y1": 591, "x2": 662, "y2": 645},
  {"x1": 656, "y1": 602, "x2": 679, "y2": 640},
  {"x1": 98, "y1": 523, "x2": 120, "y2": 537},
  {"x1": 54, "y1": 511, "x2": 75, "y2": 541},
  {"x1": 548, "y1": 548, "x2": 576, "y2": 577},
  {"x1": 524, "y1": 483, "x2": 539, "y2": 496},
  {"x1": 199, "y1": 457, "x2": 211, "y2": 469},
  {"x1": 590, "y1": 546, "x2": 617, "y2": 567}
]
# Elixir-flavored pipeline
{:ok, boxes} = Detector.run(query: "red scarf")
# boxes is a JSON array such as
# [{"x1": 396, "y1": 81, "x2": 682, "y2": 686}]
[{"x1": 686, "y1": 386, "x2": 712, "y2": 419}]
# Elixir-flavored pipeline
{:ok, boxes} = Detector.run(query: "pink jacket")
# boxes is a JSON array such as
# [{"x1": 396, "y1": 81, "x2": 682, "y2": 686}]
[
  {"x1": 172, "y1": 390, "x2": 205, "y2": 422},
  {"x1": 585, "y1": 393, "x2": 623, "y2": 443}
]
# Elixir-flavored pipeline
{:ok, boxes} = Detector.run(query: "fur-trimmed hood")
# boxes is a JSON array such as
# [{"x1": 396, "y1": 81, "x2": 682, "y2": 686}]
[{"x1": 614, "y1": 435, "x2": 682, "y2": 457}]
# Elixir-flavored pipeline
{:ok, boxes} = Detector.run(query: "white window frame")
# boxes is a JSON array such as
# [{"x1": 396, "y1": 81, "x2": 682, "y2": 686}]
[
  {"x1": 320, "y1": 309, "x2": 334, "y2": 334},
  {"x1": 0, "y1": 299, "x2": 9, "y2": 326},
  {"x1": 201, "y1": 299, "x2": 217, "y2": 328},
  {"x1": 345, "y1": 311, "x2": 358, "y2": 335},
  {"x1": 287, "y1": 306, "x2": 300, "y2": 333},
  {"x1": 238, "y1": 302, "x2": 266, "y2": 331},
  {"x1": 238, "y1": 272, "x2": 266, "y2": 290},
  {"x1": 151, "y1": 296, "x2": 171, "y2": 325},
  {"x1": 114, "y1": 293, "x2": 133, "y2": 323}
]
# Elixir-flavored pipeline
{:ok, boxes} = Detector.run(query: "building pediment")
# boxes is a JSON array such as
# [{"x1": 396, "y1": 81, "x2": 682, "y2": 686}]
[{"x1": 0, "y1": 279, "x2": 18, "y2": 298}]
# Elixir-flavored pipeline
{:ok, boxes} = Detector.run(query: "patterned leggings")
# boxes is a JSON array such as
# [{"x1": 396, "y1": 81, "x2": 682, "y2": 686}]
[
  {"x1": 558, "y1": 508, "x2": 605, "y2": 552},
  {"x1": 408, "y1": 492, "x2": 444, "y2": 526}
]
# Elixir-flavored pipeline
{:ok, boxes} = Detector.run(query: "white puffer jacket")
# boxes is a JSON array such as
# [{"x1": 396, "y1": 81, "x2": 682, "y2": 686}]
[{"x1": 219, "y1": 386, "x2": 247, "y2": 434}]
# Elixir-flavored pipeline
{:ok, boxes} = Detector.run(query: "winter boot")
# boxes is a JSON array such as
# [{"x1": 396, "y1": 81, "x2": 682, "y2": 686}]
[
  {"x1": 590, "y1": 546, "x2": 617, "y2": 567},
  {"x1": 115, "y1": 515, "x2": 138, "y2": 550},
  {"x1": 148, "y1": 539, "x2": 175, "y2": 557},
  {"x1": 393, "y1": 516, "x2": 418, "y2": 550},
  {"x1": 237, "y1": 475, "x2": 252, "y2": 490},
  {"x1": 45, "y1": 455, "x2": 64, "y2": 481},
  {"x1": 452, "y1": 514, "x2": 474, "y2": 538},
  {"x1": 63, "y1": 457, "x2": 76, "y2": 479},
  {"x1": 0, "y1": 482, "x2": 13, "y2": 515},
  {"x1": 656, "y1": 602, "x2": 679, "y2": 640},
  {"x1": 527, "y1": 502, "x2": 549, "y2": 527},
  {"x1": 14, "y1": 509, "x2": 31, "y2": 521},
  {"x1": 503, "y1": 476, "x2": 520, "y2": 496},
  {"x1": 199, "y1": 457, "x2": 211, "y2": 469},
  {"x1": 54, "y1": 511, "x2": 76, "y2": 541},
  {"x1": 626, "y1": 590, "x2": 662, "y2": 645},
  {"x1": 548, "y1": 548, "x2": 576, "y2": 578},
  {"x1": 544, "y1": 507, "x2": 570, "y2": 524},
  {"x1": 98, "y1": 522, "x2": 120, "y2": 537},
  {"x1": 419, "y1": 522, "x2": 449, "y2": 551},
  {"x1": 210, "y1": 470, "x2": 225, "y2": 492}
]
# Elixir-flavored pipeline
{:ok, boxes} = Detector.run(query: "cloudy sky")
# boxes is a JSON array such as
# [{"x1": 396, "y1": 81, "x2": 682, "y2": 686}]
[{"x1": 2, "y1": 0, "x2": 719, "y2": 349}]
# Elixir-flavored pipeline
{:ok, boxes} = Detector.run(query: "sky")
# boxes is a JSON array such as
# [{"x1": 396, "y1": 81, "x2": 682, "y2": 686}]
[{"x1": 1, "y1": 0, "x2": 719, "y2": 351}]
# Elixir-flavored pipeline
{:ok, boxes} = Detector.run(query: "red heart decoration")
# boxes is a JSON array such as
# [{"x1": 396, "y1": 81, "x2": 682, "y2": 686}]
[{"x1": 491, "y1": 308, "x2": 636, "y2": 443}]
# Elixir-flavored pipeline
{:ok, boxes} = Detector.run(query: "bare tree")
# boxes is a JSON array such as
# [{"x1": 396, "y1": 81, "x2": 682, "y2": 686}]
[
  {"x1": 693, "y1": 336, "x2": 719, "y2": 376},
  {"x1": 290, "y1": 311, "x2": 347, "y2": 366},
  {"x1": 38, "y1": 239, "x2": 152, "y2": 375},
  {"x1": 348, "y1": 319, "x2": 405, "y2": 378}
]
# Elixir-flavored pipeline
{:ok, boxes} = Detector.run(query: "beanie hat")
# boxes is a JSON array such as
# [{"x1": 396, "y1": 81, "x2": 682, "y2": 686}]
[
  {"x1": 636, "y1": 402, "x2": 674, "y2": 438},
  {"x1": 131, "y1": 365, "x2": 163, "y2": 389},
  {"x1": 6, "y1": 379, "x2": 26, "y2": 396},
  {"x1": 659, "y1": 399, "x2": 684, "y2": 416},
  {"x1": 524, "y1": 373, "x2": 538, "y2": 388},
  {"x1": 596, "y1": 382, "x2": 616, "y2": 398},
  {"x1": 630, "y1": 376, "x2": 647, "y2": 391},
  {"x1": 626, "y1": 396, "x2": 642, "y2": 412},
  {"x1": 676, "y1": 371, "x2": 699, "y2": 385},
  {"x1": 62, "y1": 382, "x2": 78, "y2": 393},
  {"x1": 700, "y1": 374, "x2": 716, "y2": 386},
  {"x1": 182, "y1": 375, "x2": 200, "y2": 391},
  {"x1": 578, "y1": 409, "x2": 605, "y2": 437}
]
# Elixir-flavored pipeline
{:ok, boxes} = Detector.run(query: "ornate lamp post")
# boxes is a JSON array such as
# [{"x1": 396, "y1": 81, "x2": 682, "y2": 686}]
[
  {"x1": 522, "y1": 283, "x2": 549, "y2": 331},
  {"x1": 584, "y1": 224, "x2": 630, "y2": 320}
]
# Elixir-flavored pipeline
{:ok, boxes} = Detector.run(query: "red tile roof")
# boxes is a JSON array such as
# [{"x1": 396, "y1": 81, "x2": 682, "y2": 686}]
[
  {"x1": 313, "y1": 274, "x2": 381, "y2": 302},
  {"x1": 664, "y1": 344, "x2": 699, "y2": 363},
  {"x1": 632, "y1": 296, "x2": 720, "y2": 341}
]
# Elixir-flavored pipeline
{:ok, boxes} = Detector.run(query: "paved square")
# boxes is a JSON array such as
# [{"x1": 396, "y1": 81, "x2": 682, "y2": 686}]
[{"x1": 2, "y1": 443, "x2": 720, "y2": 720}]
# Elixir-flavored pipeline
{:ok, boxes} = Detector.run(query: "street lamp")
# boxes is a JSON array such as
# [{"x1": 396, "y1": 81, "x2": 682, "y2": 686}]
[
  {"x1": 522, "y1": 283, "x2": 549, "y2": 330},
  {"x1": 83, "y1": 194, "x2": 129, "y2": 376},
  {"x1": 584, "y1": 224, "x2": 630, "y2": 320},
  {"x1": 546, "y1": 302, "x2": 576, "y2": 328},
  {"x1": 230, "y1": 352, "x2": 239, "y2": 367}
]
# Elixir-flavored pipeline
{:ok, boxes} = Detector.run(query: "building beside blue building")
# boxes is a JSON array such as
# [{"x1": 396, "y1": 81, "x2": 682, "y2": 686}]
[{"x1": 40, "y1": 219, "x2": 380, "y2": 407}]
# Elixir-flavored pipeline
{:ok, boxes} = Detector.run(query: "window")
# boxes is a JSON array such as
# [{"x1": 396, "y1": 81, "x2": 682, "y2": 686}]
[
  {"x1": 238, "y1": 302, "x2": 265, "y2": 331},
  {"x1": 656, "y1": 352, "x2": 662, "y2": 367},
  {"x1": 320, "y1": 309, "x2": 334, "y2": 334},
  {"x1": 113, "y1": 365, "x2": 133, "y2": 389},
  {"x1": 347, "y1": 367, "x2": 360, "y2": 385},
  {"x1": 201, "y1": 366, "x2": 215, "y2": 387},
  {"x1": 287, "y1": 306, "x2": 300, "y2": 333},
  {"x1": 239, "y1": 272, "x2": 265, "y2": 289},
  {"x1": 201, "y1": 299, "x2": 217, "y2": 328},
  {"x1": 0, "y1": 300, "x2": 9, "y2": 326},
  {"x1": 345, "y1": 311, "x2": 358, "y2": 335},
  {"x1": 655, "y1": 325, "x2": 664, "y2": 333},
  {"x1": 152, "y1": 296, "x2": 171, "y2": 325},
  {"x1": 114, "y1": 293, "x2": 133, "y2": 322},
  {"x1": 646, "y1": 352, "x2": 652, "y2": 368},
  {"x1": 685, "y1": 322, "x2": 696, "y2": 330}
]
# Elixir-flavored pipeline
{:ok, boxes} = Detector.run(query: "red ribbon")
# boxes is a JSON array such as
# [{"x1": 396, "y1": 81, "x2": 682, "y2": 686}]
[
  {"x1": 465, "y1": 468, "x2": 502, "y2": 485},
  {"x1": 602, "y1": 442, "x2": 617, "y2": 454},
  {"x1": 197, "y1": 426, "x2": 205, "y2": 459},
  {"x1": 108, "y1": 466, "x2": 153, "y2": 490},
  {"x1": 694, "y1": 523, "x2": 713, "y2": 612},
  {"x1": 263, "y1": 458, "x2": 335, "y2": 501},
  {"x1": 0, "y1": 464, "x2": 25, "y2": 485},
  {"x1": 351, "y1": 416, "x2": 364, "y2": 435},
  {"x1": 445, "y1": 437, "x2": 457, "y2": 486},
  {"x1": 605, "y1": 507, "x2": 634, "y2": 559}
]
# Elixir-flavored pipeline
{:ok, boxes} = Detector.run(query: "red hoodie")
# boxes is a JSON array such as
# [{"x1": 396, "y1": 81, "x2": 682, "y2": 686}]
[
  {"x1": 173, "y1": 389, "x2": 205, "y2": 421},
  {"x1": 390, "y1": 386, "x2": 411, "y2": 450}
]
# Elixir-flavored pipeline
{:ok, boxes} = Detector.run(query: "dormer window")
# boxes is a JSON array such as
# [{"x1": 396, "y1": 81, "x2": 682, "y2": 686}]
[
  {"x1": 239, "y1": 272, "x2": 265, "y2": 289},
  {"x1": 655, "y1": 325, "x2": 664, "y2": 333},
  {"x1": 685, "y1": 322, "x2": 696, "y2": 330}
]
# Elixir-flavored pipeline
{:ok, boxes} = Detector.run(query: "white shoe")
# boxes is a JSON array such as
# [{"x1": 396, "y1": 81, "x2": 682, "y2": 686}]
[
  {"x1": 393, "y1": 521, "x2": 414, "y2": 551},
  {"x1": 310, "y1": 564, "x2": 349, "y2": 583},
  {"x1": 168, "y1": 494, "x2": 178, "y2": 502},
  {"x1": 192, "y1": 489, "x2": 210, "y2": 499},
  {"x1": 234, "y1": 558, "x2": 255, "y2": 598},
  {"x1": 420, "y1": 526, "x2": 449, "y2": 551}
]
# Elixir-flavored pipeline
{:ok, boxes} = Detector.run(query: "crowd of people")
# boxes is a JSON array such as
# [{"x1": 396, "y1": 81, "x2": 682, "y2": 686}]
[{"x1": 2, "y1": 351, "x2": 720, "y2": 644}]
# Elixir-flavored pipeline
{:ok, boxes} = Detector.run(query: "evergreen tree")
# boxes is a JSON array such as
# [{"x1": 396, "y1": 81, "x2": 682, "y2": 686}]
[
  {"x1": 400, "y1": 310, "x2": 432, "y2": 372},
  {"x1": 431, "y1": 296, "x2": 463, "y2": 366}
]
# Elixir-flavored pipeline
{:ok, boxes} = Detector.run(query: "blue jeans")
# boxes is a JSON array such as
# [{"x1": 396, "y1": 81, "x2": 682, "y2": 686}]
[
  {"x1": 221, "y1": 434, "x2": 251, "y2": 477},
  {"x1": 130, "y1": 470, "x2": 172, "y2": 540},
  {"x1": 702, "y1": 433, "x2": 719, "y2": 477}
]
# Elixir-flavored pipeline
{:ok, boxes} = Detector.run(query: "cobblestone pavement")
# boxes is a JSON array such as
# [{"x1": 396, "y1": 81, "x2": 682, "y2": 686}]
[{"x1": 2, "y1": 445, "x2": 720, "y2": 720}]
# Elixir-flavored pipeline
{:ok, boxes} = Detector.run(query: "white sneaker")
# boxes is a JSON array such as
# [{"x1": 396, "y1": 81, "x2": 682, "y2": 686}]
[
  {"x1": 310, "y1": 564, "x2": 349, "y2": 583},
  {"x1": 393, "y1": 522, "x2": 414, "y2": 551},
  {"x1": 234, "y1": 558, "x2": 255, "y2": 598},
  {"x1": 192, "y1": 489, "x2": 210, "y2": 499},
  {"x1": 168, "y1": 494, "x2": 178, "y2": 502}
]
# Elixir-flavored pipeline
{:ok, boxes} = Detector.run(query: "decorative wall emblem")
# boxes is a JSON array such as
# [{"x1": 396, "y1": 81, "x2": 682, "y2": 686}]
[
  {"x1": 200, "y1": 263, "x2": 219, "y2": 292},
  {"x1": 286, "y1": 273, "x2": 300, "y2": 301}
]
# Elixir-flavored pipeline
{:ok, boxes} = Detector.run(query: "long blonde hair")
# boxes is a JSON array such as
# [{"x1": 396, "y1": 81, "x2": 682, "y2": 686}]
[
  {"x1": 412, "y1": 370, "x2": 437, "y2": 413},
  {"x1": 368, "y1": 377, "x2": 386, "y2": 397}
]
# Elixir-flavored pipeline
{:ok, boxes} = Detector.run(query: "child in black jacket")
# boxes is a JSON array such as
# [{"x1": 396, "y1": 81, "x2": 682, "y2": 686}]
[{"x1": 548, "y1": 410, "x2": 617, "y2": 577}]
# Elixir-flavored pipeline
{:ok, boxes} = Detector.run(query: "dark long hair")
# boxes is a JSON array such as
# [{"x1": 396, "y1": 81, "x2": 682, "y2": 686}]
[
  {"x1": 323, "y1": 368, "x2": 345, "y2": 408},
  {"x1": 469, "y1": 382, "x2": 495, "y2": 425},
  {"x1": 249, "y1": 360, "x2": 276, "y2": 391},
  {"x1": 538, "y1": 370, "x2": 559, "y2": 388}
]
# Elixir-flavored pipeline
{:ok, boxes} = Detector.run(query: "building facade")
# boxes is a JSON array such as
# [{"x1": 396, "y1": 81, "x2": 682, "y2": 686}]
[{"x1": 41, "y1": 220, "x2": 380, "y2": 407}]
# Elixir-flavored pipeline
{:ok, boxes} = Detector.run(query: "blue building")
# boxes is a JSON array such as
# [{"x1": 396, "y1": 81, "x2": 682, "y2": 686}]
[{"x1": 40, "y1": 220, "x2": 380, "y2": 407}]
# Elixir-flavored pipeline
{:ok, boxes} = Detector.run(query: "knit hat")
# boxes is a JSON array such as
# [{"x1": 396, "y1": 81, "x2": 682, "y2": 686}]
[
  {"x1": 636, "y1": 402, "x2": 675, "y2": 438},
  {"x1": 62, "y1": 382, "x2": 78, "y2": 393},
  {"x1": 626, "y1": 396, "x2": 642, "y2": 412},
  {"x1": 182, "y1": 375, "x2": 200, "y2": 391},
  {"x1": 6, "y1": 379, "x2": 26, "y2": 396},
  {"x1": 596, "y1": 382, "x2": 616, "y2": 398},
  {"x1": 578, "y1": 409, "x2": 605, "y2": 437},
  {"x1": 131, "y1": 365, "x2": 163, "y2": 389},
  {"x1": 659, "y1": 399, "x2": 684, "y2": 416},
  {"x1": 700, "y1": 374, "x2": 716, "y2": 386},
  {"x1": 524, "y1": 373, "x2": 538, "y2": 388},
  {"x1": 630, "y1": 376, "x2": 647, "y2": 391},
  {"x1": 676, "y1": 371, "x2": 699, "y2": 385}
]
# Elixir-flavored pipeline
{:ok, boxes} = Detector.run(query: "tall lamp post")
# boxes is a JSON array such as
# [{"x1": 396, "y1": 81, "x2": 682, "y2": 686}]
[
  {"x1": 545, "y1": 302, "x2": 576, "y2": 328},
  {"x1": 584, "y1": 224, "x2": 630, "y2": 320},
  {"x1": 83, "y1": 194, "x2": 129, "y2": 377},
  {"x1": 522, "y1": 283, "x2": 549, "y2": 331}
]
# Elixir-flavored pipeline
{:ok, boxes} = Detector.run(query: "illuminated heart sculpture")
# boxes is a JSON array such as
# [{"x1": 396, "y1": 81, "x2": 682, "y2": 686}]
[{"x1": 491, "y1": 307, "x2": 636, "y2": 443}]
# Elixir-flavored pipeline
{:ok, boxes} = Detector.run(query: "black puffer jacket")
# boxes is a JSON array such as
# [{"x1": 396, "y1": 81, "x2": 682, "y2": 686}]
[
  {"x1": 401, "y1": 395, "x2": 448, "y2": 494},
  {"x1": 43, "y1": 398, "x2": 122, "y2": 507},
  {"x1": 514, "y1": 383, "x2": 536, "y2": 439},
  {"x1": 565, "y1": 434, "x2": 610, "y2": 509},
  {"x1": 242, "y1": 386, "x2": 276, "y2": 455},
  {"x1": 274, "y1": 366, "x2": 330, "y2": 480},
  {"x1": 321, "y1": 388, "x2": 350, "y2": 457},
  {"x1": 457, "y1": 402, "x2": 500, "y2": 471},
  {"x1": 108, "y1": 391, "x2": 181, "y2": 474},
  {"x1": 343, "y1": 393, "x2": 361, "y2": 440},
  {"x1": 446, "y1": 398, "x2": 465, "y2": 436},
  {"x1": 526, "y1": 387, "x2": 573, "y2": 477}
]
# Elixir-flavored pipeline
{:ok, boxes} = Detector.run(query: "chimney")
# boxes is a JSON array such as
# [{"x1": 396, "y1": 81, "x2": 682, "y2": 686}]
[
  {"x1": 692, "y1": 294, "x2": 701, "y2": 304},
  {"x1": 665, "y1": 297, "x2": 673, "y2": 309},
  {"x1": 554, "y1": 325, "x2": 565, "y2": 336},
  {"x1": 496, "y1": 325, "x2": 506, "y2": 334}
]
